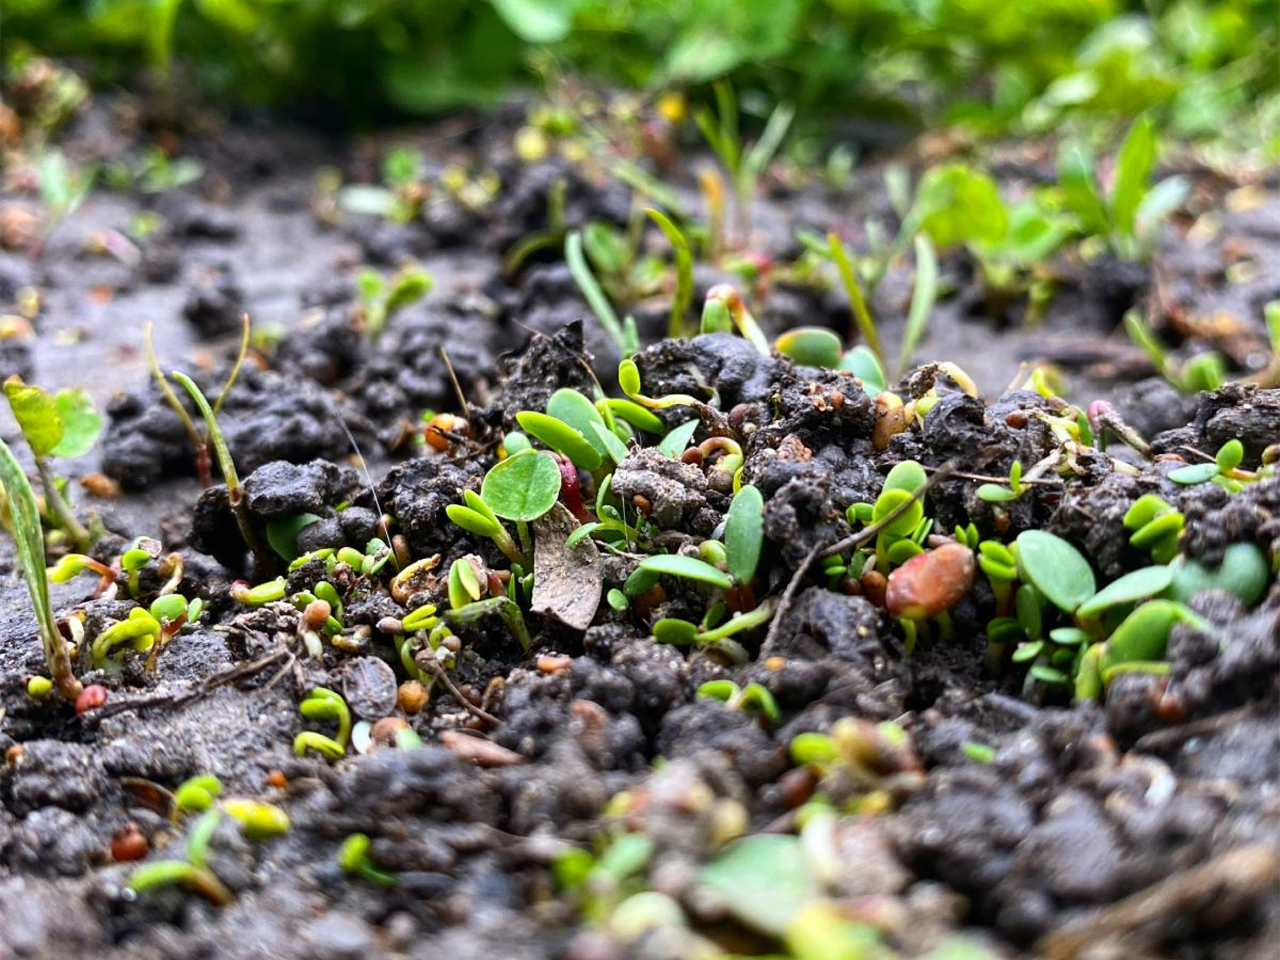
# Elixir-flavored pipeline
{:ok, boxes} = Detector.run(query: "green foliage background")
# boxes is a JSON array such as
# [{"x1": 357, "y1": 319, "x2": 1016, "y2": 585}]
[{"x1": 3, "y1": 0, "x2": 1277, "y2": 136}]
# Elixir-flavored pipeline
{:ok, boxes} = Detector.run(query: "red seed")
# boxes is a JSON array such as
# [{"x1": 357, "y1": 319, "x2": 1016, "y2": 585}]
[
  {"x1": 860, "y1": 570, "x2": 888, "y2": 608},
  {"x1": 267, "y1": 770, "x2": 288, "y2": 789},
  {"x1": 885, "y1": 543, "x2": 975, "y2": 619},
  {"x1": 75, "y1": 684, "x2": 108, "y2": 715},
  {"x1": 111, "y1": 823, "x2": 149, "y2": 862},
  {"x1": 556, "y1": 455, "x2": 588, "y2": 521}
]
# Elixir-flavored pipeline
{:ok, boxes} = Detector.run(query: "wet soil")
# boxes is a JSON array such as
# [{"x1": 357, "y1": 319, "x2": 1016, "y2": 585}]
[{"x1": 0, "y1": 94, "x2": 1277, "y2": 960}]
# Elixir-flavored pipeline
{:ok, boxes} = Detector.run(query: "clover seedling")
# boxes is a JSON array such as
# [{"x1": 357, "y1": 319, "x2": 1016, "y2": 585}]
[
  {"x1": 357, "y1": 263, "x2": 432, "y2": 340},
  {"x1": 774, "y1": 326, "x2": 843, "y2": 369},
  {"x1": 1168, "y1": 439, "x2": 1247, "y2": 490},
  {"x1": 977, "y1": 460, "x2": 1024, "y2": 503},
  {"x1": 0, "y1": 438, "x2": 81, "y2": 700},
  {"x1": 128, "y1": 809, "x2": 233, "y2": 906},
  {"x1": 696, "y1": 679, "x2": 780, "y2": 725},
  {"x1": 294, "y1": 687, "x2": 351, "y2": 760},
  {"x1": 1014, "y1": 530, "x2": 1095, "y2": 614},
  {"x1": 1123, "y1": 495, "x2": 1184, "y2": 564},
  {"x1": 3, "y1": 376, "x2": 102, "y2": 550},
  {"x1": 448, "y1": 451, "x2": 562, "y2": 565},
  {"x1": 339, "y1": 833, "x2": 396, "y2": 886}
]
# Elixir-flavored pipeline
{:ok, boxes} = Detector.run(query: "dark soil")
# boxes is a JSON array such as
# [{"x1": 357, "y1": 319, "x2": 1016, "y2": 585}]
[{"x1": 1, "y1": 94, "x2": 1277, "y2": 960}]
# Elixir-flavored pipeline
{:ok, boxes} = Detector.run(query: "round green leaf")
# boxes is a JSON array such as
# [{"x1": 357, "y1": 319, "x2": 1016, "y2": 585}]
[
  {"x1": 882, "y1": 460, "x2": 927, "y2": 495},
  {"x1": 547, "y1": 388, "x2": 608, "y2": 456},
  {"x1": 872, "y1": 488, "x2": 922, "y2": 537},
  {"x1": 3, "y1": 378, "x2": 63, "y2": 458},
  {"x1": 1165, "y1": 542, "x2": 1269, "y2": 607},
  {"x1": 1102, "y1": 600, "x2": 1196, "y2": 670},
  {"x1": 774, "y1": 326, "x2": 842, "y2": 368},
  {"x1": 51, "y1": 388, "x2": 103, "y2": 458},
  {"x1": 480, "y1": 450, "x2": 561, "y2": 521},
  {"x1": 1168, "y1": 462, "x2": 1218, "y2": 485},
  {"x1": 1077, "y1": 565, "x2": 1175, "y2": 619},
  {"x1": 652, "y1": 618, "x2": 699, "y2": 645},
  {"x1": 724, "y1": 484, "x2": 764, "y2": 584},
  {"x1": 516, "y1": 411, "x2": 602, "y2": 471},
  {"x1": 1015, "y1": 530, "x2": 1096, "y2": 613},
  {"x1": 1215, "y1": 439, "x2": 1243, "y2": 474}
]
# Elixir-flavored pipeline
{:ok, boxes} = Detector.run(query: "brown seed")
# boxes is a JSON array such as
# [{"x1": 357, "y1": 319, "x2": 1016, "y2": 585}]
[
  {"x1": 267, "y1": 770, "x2": 288, "y2": 789},
  {"x1": 302, "y1": 599, "x2": 331, "y2": 631},
  {"x1": 860, "y1": 570, "x2": 888, "y2": 607},
  {"x1": 78, "y1": 472, "x2": 121, "y2": 499},
  {"x1": 75, "y1": 684, "x2": 108, "y2": 715},
  {"x1": 765, "y1": 656, "x2": 787, "y2": 671},
  {"x1": 779, "y1": 766, "x2": 817, "y2": 809},
  {"x1": 441, "y1": 635, "x2": 462, "y2": 654},
  {"x1": 872, "y1": 393, "x2": 906, "y2": 451},
  {"x1": 841, "y1": 576, "x2": 863, "y2": 596},
  {"x1": 5, "y1": 744, "x2": 22, "y2": 764},
  {"x1": 681, "y1": 448, "x2": 703, "y2": 466},
  {"x1": 537, "y1": 654, "x2": 573, "y2": 674},
  {"x1": 111, "y1": 823, "x2": 149, "y2": 862},
  {"x1": 1005, "y1": 410, "x2": 1027, "y2": 428},
  {"x1": 631, "y1": 583, "x2": 665, "y2": 618},
  {"x1": 632, "y1": 494, "x2": 653, "y2": 516},
  {"x1": 885, "y1": 543, "x2": 975, "y2": 619},
  {"x1": 424, "y1": 413, "x2": 470, "y2": 452},
  {"x1": 397, "y1": 680, "x2": 428, "y2": 714},
  {"x1": 371, "y1": 716, "x2": 409, "y2": 746}
]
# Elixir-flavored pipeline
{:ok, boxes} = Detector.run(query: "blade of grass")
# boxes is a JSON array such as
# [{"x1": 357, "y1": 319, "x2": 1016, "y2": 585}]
[
  {"x1": 898, "y1": 235, "x2": 938, "y2": 377},
  {"x1": 647, "y1": 208, "x2": 694, "y2": 339},
  {"x1": 0, "y1": 438, "x2": 81, "y2": 699},
  {"x1": 213, "y1": 314, "x2": 251, "y2": 415},
  {"x1": 828, "y1": 232, "x2": 884, "y2": 367},
  {"x1": 566, "y1": 230, "x2": 627, "y2": 351}
]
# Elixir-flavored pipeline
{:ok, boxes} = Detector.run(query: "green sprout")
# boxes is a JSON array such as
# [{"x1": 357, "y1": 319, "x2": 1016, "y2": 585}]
[
  {"x1": 773, "y1": 326, "x2": 843, "y2": 369},
  {"x1": 845, "y1": 460, "x2": 932, "y2": 574},
  {"x1": 338, "y1": 833, "x2": 397, "y2": 886},
  {"x1": 337, "y1": 145, "x2": 427, "y2": 222},
  {"x1": 145, "y1": 316, "x2": 250, "y2": 489},
  {"x1": 0, "y1": 437, "x2": 81, "y2": 700},
  {"x1": 356, "y1": 263, "x2": 433, "y2": 340},
  {"x1": 699, "y1": 284, "x2": 770, "y2": 355},
  {"x1": 36, "y1": 148, "x2": 97, "y2": 254},
  {"x1": 617, "y1": 358, "x2": 701, "y2": 410},
  {"x1": 692, "y1": 80, "x2": 794, "y2": 244},
  {"x1": 3, "y1": 376, "x2": 102, "y2": 551},
  {"x1": 170, "y1": 370, "x2": 275, "y2": 576},
  {"x1": 788, "y1": 718, "x2": 920, "y2": 815},
  {"x1": 1167, "y1": 439, "x2": 1253, "y2": 490},
  {"x1": 128, "y1": 809, "x2": 233, "y2": 906},
  {"x1": 174, "y1": 774, "x2": 223, "y2": 815},
  {"x1": 1123, "y1": 495, "x2": 1185, "y2": 564},
  {"x1": 566, "y1": 229, "x2": 637, "y2": 353},
  {"x1": 447, "y1": 450, "x2": 561, "y2": 564},
  {"x1": 696, "y1": 679, "x2": 780, "y2": 725},
  {"x1": 1057, "y1": 115, "x2": 1189, "y2": 261},
  {"x1": 1124, "y1": 310, "x2": 1227, "y2": 393},
  {"x1": 293, "y1": 687, "x2": 351, "y2": 760},
  {"x1": 977, "y1": 460, "x2": 1025, "y2": 503},
  {"x1": 554, "y1": 831, "x2": 654, "y2": 926},
  {"x1": 646, "y1": 208, "x2": 694, "y2": 338}
]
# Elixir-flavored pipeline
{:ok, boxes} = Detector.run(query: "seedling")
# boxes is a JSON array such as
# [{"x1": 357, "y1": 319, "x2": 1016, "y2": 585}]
[
  {"x1": 447, "y1": 450, "x2": 561, "y2": 565},
  {"x1": 977, "y1": 460, "x2": 1025, "y2": 503},
  {"x1": 565, "y1": 230, "x2": 637, "y2": 353},
  {"x1": 170, "y1": 370, "x2": 276, "y2": 576},
  {"x1": 646, "y1": 208, "x2": 694, "y2": 338},
  {"x1": 145, "y1": 316, "x2": 250, "y2": 489},
  {"x1": 1122, "y1": 495, "x2": 1184, "y2": 564},
  {"x1": 699, "y1": 284, "x2": 769, "y2": 355},
  {"x1": 293, "y1": 687, "x2": 351, "y2": 760},
  {"x1": 846, "y1": 461, "x2": 933, "y2": 575},
  {"x1": 356, "y1": 263, "x2": 433, "y2": 340},
  {"x1": 338, "y1": 833, "x2": 396, "y2": 886},
  {"x1": 696, "y1": 679, "x2": 780, "y2": 725},
  {"x1": 128, "y1": 810, "x2": 233, "y2": 906},
  {"x1": 693, "y1": 80, "x2": 794, "y2": 244},
  {"x1": 554, "y1": 831, "x2": 654, "y2": 926},
  {"x1": 617, "y1": 358, "x2": 701, "y2": 411},
  {"x1": 1057, "y1": 115, "x2": 1189, "y2": 261},
  {"x1": 36, "y1": 148, "x2": 97, "y2": 255},
  {"x1": 338, "y1": 146, "x2": 427, "y2": 223},
  {"x1": 0, "y1": 438, "x2": 81, "y2": 700},
  {"x1": 3, "y1": 376, "x2": 102, "y2": 550},
  {"x1": 788, "y1": 718, "x2": 922, "y2": 815},
  {"x1": 1124, "y1": 310, "x2": 1227, "y2": 393},
  {"x1": 1167, "y1": 439, "x2": 1252, "y2": 491}
]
